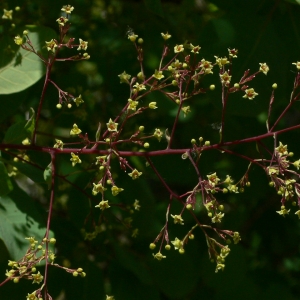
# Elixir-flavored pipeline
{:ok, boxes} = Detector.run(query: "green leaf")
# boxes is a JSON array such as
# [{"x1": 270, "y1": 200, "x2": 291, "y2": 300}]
[
  {"x1": 0, "y1": 25, "x2": 56, "y2": 95},
  {"x1": 0, "y1": 161, "x2": 13, "y2": 196},
  {"x1": 143, "y1": 0, "x2": 164, "y2": 17},
  {"x1": 0, "y1": 183, "x2": 54, "y2": 261},
  {"x1": 3, "y1": 108, "x2": 35, "y2": 144}
]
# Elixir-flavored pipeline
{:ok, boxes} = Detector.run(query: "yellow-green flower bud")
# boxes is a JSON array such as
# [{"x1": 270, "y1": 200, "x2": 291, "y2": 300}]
[
  {"x1": 144, "y1": 142, "x2": 150, "y2": 148},
  {"x1": 149, "y1": 243, "x2": 156, "y2": 249},
  {"x1": 165, "y1": 245, "x2": 171, "y2": 250},
  {"x1": 209, "y1": 85, "x2": 215, "y2": 90}
]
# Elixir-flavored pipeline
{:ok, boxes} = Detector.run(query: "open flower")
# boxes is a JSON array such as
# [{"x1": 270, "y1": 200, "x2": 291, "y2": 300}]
[
  {"x1": 171, "y1": 237, "x2": 183, "y2": 250},
  {"x1": 128, "y1": 169, "x2": 142, "y2": 179},
  {"x1": 70, "y1": 153, "x2": 81, "y2": 167},
  {"x1": 174, "y1": 44, "x2": 184, "y2": 53},
  {"x1": 292, "y1": 62, "x2": 300, "y2": 70},
  {"x1": 106, "y1": 118, "x2": 118, "y2": 132},
  {"x1": 95, "y1": 200, "x2": 110, "y2": 211},
  {"x1": 259, "y1": 63, "x2": 269, "y2": 75},
  {"x1": 276, "y1": 205, "x2": 290, "y2": 217},
  {"x1": 74, "y1": 94, "x2": 84, "y2": 107},
  {"x1": 2, "y1": 9, "x2": 13, "y2": 20},
  {"x1": 153, "y1": 70, "x2": 164, "y2": 80},
  {"x1": 32, "y1": 272, "x2": 43, "y2": 284},
  {"x1": 161, "y1": 32, "x2": 171, "y2": 40},
  {"x1": 152, "y1": 252, "x2": 166, "y2": 260},
  {"x1": 243, "y1": 88, "x2": 258, "y2": 100},
  {"x1": 77, "y1": 39, "x2": 88, "y2": 51},
  {"x1": 92, "y1": 183, "x2": 107, "y2": 195},
  {"x1": 220, "y1": 71, "x2": 231, "y2": 85},
  {"x1": 190, "y1": 44, "x2": 201, "y2": 54},
  {"x1": 215, "y1": 56, "x2": 229, "y2": 68},
  {"x1": 70, "y1": 124, "x2": 82, "y2": 136},
  {"x1": 171, "y1": 214, "x2": 184, "y2": 225},
  {"x1": 61, "y1": 5, "x2": 74, "y2": 14},
  {"x1": 56, "y1": 16, "x2": 68, "y2": 26},
  {"x1": 45, "y1": 39, "x2": 58, "y2": 53},
  {"x1": 111, "y1": 185, "x2": 124, "y2": 196}
]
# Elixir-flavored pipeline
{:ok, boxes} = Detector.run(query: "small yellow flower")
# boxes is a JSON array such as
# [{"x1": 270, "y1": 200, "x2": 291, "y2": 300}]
[
  {"x1": 26, "y1": 292, "x2": 38, "y2": 300},
  {"x1": 190, "y1": 44, "x2": 201, "y2": 54},
  {"x1": 174, "y1": 44, "x2": 184, "y2": 53},
  {"x1": 295, "y1": 210, "x2": 300, "y2": 219},
  {"x1": 56, "y1": 16, "x2": 68, "y2": 26},
  {"x1": 133, "y1": 199, "x2": 141, "y2": 210},
  {"x1": 219, "y1": 71, "x2": 231, "y2": 85},
  {"x1": 153, "y1": 128, "x2": 163, "y2": 142},
  {"x1": 22, "y1": 138, "x2": 31, "y2": 145},
  {"x1": 14, "y1": 35, "x2": 23, "y2": 45},
  {"x1": 118, "y1": 71, "x2": 131, "y2": 83},
  {"x1": 171, "y1": 214, "x2": 184, "y2": 225},
  {"x1": 2, "y1": 9, "x2": 13, "y2": 20},
  {"x1": 152, "y1": 252, "x2": 166, "y2": 260},
  {"x1": 292, "y1": 62, "x2": 300, "y2": 70},
  {"x1": 92, "y1": 183, "x2": 107, "y2": 195},
  {"x1": 171, "y1": 237, "x2": 183, "y2": 250},
  {"x1": 127, "y1": 99, "x2": 138, "y2": 111},
  {"x1": 128, "y1": 33, "x2": 138, "y2": 42},
  {"x1": 133, "y1": 82, "x2": 146, "y2": 91},
  {"x1": 215, "y1": 56, "x2": 229, "y2": 68},
  {"x1": 227, "y1": 184, "x2": 239, "y2": 193},
  {"x1": 106, "y1": 295, "x2": 115, "y2": 300},
  {"x1": 45, "y1": 39, "x2": 58, "y2": 53},
  {"x1": 106, "y1": 118, "x2": 118, "y2": 132},
  {"x1": 161, "y1": 32, "x2": 171, "y2": 40},
  {"x1": 267, "y1": 166, "x2": 279, "y2": 175},
  {"x1": 293, "y1": 159, "x2": 300, "y2": 170},
  {"x1": 228, "y1": 48, "x2": 238, "y2": 58},
  {"x1": 32, "y1": 271, "x2": 43, "y2": 284},
  {"x1": 70, "y1": 152, "x2": 81, "y2": 167},
  {"x1": 215, "y1": 263, "x2": 225, "y2": 273},
  {"x1": 111, "y1": 185, "x2": 124, "y2": 196},
  {"x1": 128, "y1": 169, "x2": 142, "y2": 179},
  {"x1": 275, "y1": 142, "x2": 288, "y2": 156},
  {"x1": 77, "y1": 38, "x2": 88, "y2": 51},
  {"x1": 153, "y1": 70, "x2": 164, "y2": 80},
  {"x1": 233, "y1": 232, "x2": 241, "y2": 244},
  {"x1": 95, "y1": 200, "x2": 110, "y2": 210},
  {"x1": 70, "y1": 124, "x2": 82, "y2": 136},
  {"x1": 181, "y1": 106, "x2": 191, "y2": 117},
  {"x1": 73, "y1": 95, "x2": 84, "y2": 107},
  {"x1": 149, "y1": 102, "x2": 157, "y2": 109},
  {"x1": 199, "y1": 59, "x2": 213, "y2": 74},
  {"x1": 53, "y1": 139, "x2": 63, "y2": 149},
  {"x1": 61, "y1": 5, "x2": 74, "y2": 14},
  {"x1": 243, "y1": 88, "x2": 258, "y2": 100},
  {"x1": 259, "y1": 63, "x2": 269, "y2": 75},
  {"x1": 276, "y1": 205, "x2": 290, "y2": 217},
  {"x1": 211, "y1": 212, "x2": 224, "y2": 223},
  {"x1": 207, "y1": 173, "x2": 220, "y2": 186}
]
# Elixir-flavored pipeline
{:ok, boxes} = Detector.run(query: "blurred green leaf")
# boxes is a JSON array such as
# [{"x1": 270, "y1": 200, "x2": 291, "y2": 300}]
[
  {"x1": 0, "y1": 161, "x2": 13, "y2": 196},
  {"x1": 0, "y1": 183, "x2": 53, "y2": 261},
  {"x1": 0, "y1": 25, "x2": 56, "y2": 95}
]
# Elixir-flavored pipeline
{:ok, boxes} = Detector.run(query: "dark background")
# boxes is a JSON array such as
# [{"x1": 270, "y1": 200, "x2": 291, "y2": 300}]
[{"x1": 1, "y1": 0, "x2": 300, "y2": 299}]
